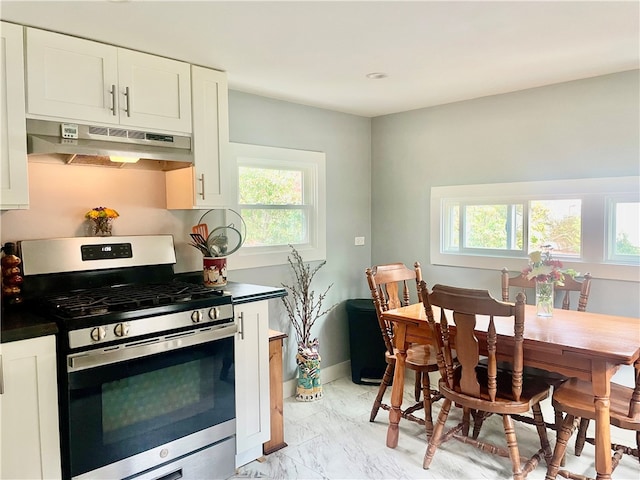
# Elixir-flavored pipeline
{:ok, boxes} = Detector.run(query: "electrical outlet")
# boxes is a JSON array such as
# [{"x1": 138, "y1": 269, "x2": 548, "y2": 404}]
[{"x1": 354, "y1": 236, "x2": 365, "y2": 246}]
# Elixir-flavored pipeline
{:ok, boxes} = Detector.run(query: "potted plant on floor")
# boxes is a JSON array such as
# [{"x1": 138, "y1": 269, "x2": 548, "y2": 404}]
[{"x1": 281, "y1": 245, "x2": 336, "y2": 401}]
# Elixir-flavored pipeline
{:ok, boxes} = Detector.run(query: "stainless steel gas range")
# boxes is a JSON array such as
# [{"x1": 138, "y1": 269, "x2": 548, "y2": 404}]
[{"x1": 19, "y1": 235, "x2": 237, "y2": 480}]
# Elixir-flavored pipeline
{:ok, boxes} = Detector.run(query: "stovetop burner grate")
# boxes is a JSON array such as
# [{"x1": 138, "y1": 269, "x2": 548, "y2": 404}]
[{"x1": 43, "y1": 281, "x2": 225, "y2": 319}]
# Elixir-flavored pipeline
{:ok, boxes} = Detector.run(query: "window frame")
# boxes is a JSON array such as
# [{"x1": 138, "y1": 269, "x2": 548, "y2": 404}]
[
  {"x1": 431, "y1": 176, "x2": 640, "y2": 282},
  {"x1": 606, "y1": 195, "x2": 640, "y2": 265},
  {"x1": 229, "y1": 142, "x2": 326, "y2": 270}
]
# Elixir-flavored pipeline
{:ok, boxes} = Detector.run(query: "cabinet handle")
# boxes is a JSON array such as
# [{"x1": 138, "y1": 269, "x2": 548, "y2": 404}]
[
  {"x1": 198, "y1": 174, "x2": 205, "y2": 200},
  {"x1": 238, "y1": 312, "x2": 244, "y2": 340},
  {"x1": 110, "y1": 84, "x2": 117, "y2": 116},
  {"x1": 0, "y1": 354, "x2": 4, "y2": 395},
  {"x1": 124, "y1": 86, "x2": 131, "y2": 117}
]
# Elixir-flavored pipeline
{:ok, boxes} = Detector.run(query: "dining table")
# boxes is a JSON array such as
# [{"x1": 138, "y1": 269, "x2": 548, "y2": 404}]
[{"x1": 382, "y1": 302, "x2": 640, "y2": 480}]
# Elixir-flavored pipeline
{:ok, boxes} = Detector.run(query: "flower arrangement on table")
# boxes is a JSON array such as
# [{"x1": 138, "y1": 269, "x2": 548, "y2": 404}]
[
  {"x1": 523, "y1": 246, "x2": 566, "y2": 285},
  {"x1": 85, "y1": 207, "x2": 119, "y2": 236},
  {"x1": 523, "y1": 245, "x2": 577, "y2": 316}
]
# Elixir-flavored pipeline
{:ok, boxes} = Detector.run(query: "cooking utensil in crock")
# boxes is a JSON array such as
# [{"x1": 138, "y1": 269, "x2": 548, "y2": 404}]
[{"x1": 192, "y1": 223, "x2": 209, "y2": 239}]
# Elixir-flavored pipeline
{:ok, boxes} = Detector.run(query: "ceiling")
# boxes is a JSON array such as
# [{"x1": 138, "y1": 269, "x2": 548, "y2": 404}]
[{"x1": 1, "y1": 1, "x2": 638, "y2": 117}]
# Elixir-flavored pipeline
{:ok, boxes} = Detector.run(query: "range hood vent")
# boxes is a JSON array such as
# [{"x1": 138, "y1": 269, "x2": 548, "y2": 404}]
[{"x1": 26, "y1": 119, "x2": 193, "y2": 171}]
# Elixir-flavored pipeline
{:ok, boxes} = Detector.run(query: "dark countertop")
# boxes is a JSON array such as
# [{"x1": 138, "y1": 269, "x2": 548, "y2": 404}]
[
  {"x1": 1, "y1": 277, "x2": 286, "y2": 344},
  {"x1": 1, "y1": 303, "x2": 58, "y2": 344}
]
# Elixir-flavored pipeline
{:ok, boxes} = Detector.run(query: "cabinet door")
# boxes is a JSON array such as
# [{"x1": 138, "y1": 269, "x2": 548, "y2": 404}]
[
  {"x1": 191, "y1": 65, "x2": 230, "y2": 207},
  {"x1": 25, "y1": 27, "x2": 119, "y2": 124},
  {"x1": 235, "y1": 301, "x2": 270, "y2": 467},
  {"x1": 166, "y1": 66, "x2": 230, "y2": 209},
  {"x1": 0, "y1": 336, "x2": 61, "y2": 479},
  {"x1": 0, "y1": 22, "x2": 29, "y2": 209},
  {"x1": 117, "y1": 49, "x2": 192, "y2": 133}
]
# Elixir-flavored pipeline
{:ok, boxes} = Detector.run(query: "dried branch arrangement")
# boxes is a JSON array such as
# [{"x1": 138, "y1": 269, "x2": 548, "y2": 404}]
[{"x1": 281, "y1": 245, "x2": 336, "y2": 347}]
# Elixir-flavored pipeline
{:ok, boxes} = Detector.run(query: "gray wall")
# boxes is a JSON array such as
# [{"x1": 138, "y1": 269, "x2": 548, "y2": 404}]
[
  {"x1": 227, "y1": 91, "x2": 373, "y2": 379},
  {"x1": 371, "y1": 70, "x2": 640, "y2": 317}
]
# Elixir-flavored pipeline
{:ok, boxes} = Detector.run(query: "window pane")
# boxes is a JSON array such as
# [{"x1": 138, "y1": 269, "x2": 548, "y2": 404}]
[
  {"x1": 463, "y1": 204, "x2": 523, "y2": 250},
  {"x1": 241, "y1": 208, "x2": 308, "y2": 246},
  {"x1": 529, "y1": 199, "x2": 581, "y2": 256},
  {"x1": 239, "y1": 167, "x2": 303, "y2": 205},
  {"x1": 613, "y1": 202, "x2": 640, "y2": 257}
]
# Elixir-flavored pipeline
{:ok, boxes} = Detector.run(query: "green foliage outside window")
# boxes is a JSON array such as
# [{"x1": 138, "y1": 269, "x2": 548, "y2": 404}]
[{"x1": 239, "y1": 166, "x2": 307, "y2": 246}]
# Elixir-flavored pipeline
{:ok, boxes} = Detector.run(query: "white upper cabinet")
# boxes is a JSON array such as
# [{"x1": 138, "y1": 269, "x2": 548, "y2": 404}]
[
  {"x1": 166, "y1": 65, "x2": 231, "y2": 209},
  {"x1": 0, "y1": 22, "x2": 29, "y2": 209},
  {"x1": 25, "y1": 28, "x2": 192, "y2": 134}
]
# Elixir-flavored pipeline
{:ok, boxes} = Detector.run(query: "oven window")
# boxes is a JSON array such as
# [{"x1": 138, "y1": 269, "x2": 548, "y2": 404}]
[{"x1": 67, "y1": 336, "x2": 235, "y2": 477}]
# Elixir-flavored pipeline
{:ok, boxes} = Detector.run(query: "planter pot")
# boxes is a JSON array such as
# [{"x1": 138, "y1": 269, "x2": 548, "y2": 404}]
[
  {"x1": 295, "y1": 340, "x2": 323, "y2": 401},
  {"x1": 535, "y1": 280, "x2": 554, "y2": 317}
]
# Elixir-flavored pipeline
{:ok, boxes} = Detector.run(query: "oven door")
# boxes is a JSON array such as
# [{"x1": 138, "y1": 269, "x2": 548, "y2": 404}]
[{"x1": 64, "y1": 327, "x2": 236, "y2": 479}]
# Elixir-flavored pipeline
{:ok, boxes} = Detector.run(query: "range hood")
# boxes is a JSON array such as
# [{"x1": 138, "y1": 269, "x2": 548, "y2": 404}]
[{"x1": 26, "y1": 119, "x2": 193, "y2": 171}]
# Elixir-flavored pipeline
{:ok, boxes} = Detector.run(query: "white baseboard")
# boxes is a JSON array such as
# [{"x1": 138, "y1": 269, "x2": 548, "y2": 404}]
[{"x1": 283, "y1": 360, "x2": 352, "y2": 398}]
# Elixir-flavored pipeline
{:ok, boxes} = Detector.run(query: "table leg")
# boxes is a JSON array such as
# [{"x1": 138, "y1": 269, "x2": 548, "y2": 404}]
[
  {"x1": 387, "y1": 323, "x2": 407, "y2": 449},
  {"x1": 592, "y1": 360, "x2": 614, "y2": 480}
]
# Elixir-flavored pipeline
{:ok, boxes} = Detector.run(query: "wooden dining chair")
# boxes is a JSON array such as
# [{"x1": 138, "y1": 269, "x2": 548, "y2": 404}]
[
  {"x1": 501, "y1": 267, "x2": 594, "y2": 452},
  {"x1": 419, "y1": 282, "x2": 553, "y2": 479},
  {"x1": 544, "y1": 358, "x2": 640, "y2": 479},
  {"x1": 501, "y1": 268, "x2": 593, "y2": 312},
  {"x1": 365, "y1": 262, "x2": 442, "y2": 438}
]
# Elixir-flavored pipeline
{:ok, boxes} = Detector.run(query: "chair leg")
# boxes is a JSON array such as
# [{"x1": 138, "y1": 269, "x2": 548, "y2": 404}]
[
  {"x1": 471, "y1": 410, "x2": 486, "y2": 439},
  {"x1": 415, "y1": 372, "x2": 422, "y2": 402},
  {"x1": 461, "y1": 407, "x2": 471, "y2": 437},
  {"x1": 573, "y1": 418, "x2": 590, "y2": 456},
  {"x1": 503, "y1": 414, "x2": 524, "y2": 480},
  {"x1": 423, "y1": 398, "x2": 452, "y2": 469},
  {"x1": 532, "y1": 403, "x2": 553, "y2": 463},
  {"x1": 554, "y1": 407, "x2": 566, "y2": 467},
  {"x1": 421, "y1": 371, "x2": 434, "y2": 438},
  {"x1": 370, "y1": 363, "x2": 393, "y2": 422},
  {"x1": 544, "y1": 414, "x2": 577, "y2": 480}
]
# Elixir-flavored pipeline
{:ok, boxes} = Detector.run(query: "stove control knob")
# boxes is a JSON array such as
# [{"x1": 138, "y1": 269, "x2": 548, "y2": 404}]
[
  {"x1": 90, "y1": 326, "x2": 106, "y2": 342},
  {"x1": 208, "y1": 307, "x2": 220, "y2": 320},
  {"x1": 191, "y1": 310, "x2": 203, "y2": 323},
  {"x1": 114, "y1": 323, "x2": 129, "y2": 337}
]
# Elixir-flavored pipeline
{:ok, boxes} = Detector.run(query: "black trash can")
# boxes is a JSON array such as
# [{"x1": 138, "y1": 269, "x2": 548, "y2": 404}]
[{"x1": 346, "y1": 299, "x2": 387, "y2": 385}]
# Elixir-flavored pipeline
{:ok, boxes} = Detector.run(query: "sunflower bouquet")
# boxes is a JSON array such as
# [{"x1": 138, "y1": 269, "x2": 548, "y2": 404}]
[{"x1": 85, "y1": 207, "x2": 119, "y2": 236}]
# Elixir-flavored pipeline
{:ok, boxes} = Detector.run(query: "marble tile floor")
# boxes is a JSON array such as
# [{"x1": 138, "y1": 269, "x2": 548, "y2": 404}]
[{"x1": 233, "y1": 372, "x2": 639, "y2": 480}]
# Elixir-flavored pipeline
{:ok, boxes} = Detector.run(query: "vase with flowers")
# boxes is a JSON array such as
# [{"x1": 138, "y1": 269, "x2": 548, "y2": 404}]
[
  {"x1": 85, "y1": 207, "x2": 119, "y2": 236},
  {"x1": 523, "y1": 245, "x2": 575, "y2": 317}
]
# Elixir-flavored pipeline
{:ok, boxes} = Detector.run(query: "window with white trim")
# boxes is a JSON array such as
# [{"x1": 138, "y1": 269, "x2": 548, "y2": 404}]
[
  {"x1": 431, "y1": 177, "x2": 639, "y2": 281},
  {"x1": 230, "y1": 142, "x2": 326, "y2": 270},
  {"x1": 607, "y1": 197, "x2": 640, "y2": 264}
]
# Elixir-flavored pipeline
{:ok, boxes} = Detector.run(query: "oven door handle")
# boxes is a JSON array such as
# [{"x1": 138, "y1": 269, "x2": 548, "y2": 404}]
[{"x1": 67, "y1": 324, "x2": 237, "y2": 372}]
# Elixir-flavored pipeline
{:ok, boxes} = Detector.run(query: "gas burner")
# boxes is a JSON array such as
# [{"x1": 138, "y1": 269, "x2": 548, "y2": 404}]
[{"x1": 41, "y1": 281, "x2": 226, "y2": 319}]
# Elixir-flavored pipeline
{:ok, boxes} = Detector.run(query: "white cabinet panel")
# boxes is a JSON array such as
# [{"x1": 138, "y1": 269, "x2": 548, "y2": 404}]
[
  {"x1": 166, "y1": 66, "x2": 230, "y2": 209},
  {"x1": 0, "y1": 21, "x2": 29, "y2": 209},
  {"x1": 0, "y1": 335, "x2": 61, "y2": 479},
  {"x1": 117, "y1": 48, "x2": 191, "y2": 133},
  {"x1": 235, "y1": 300, "x2": 270, "y2": 467},
  {"x1": 25, "y1": 27, "x2": 118, "y2": 124}
]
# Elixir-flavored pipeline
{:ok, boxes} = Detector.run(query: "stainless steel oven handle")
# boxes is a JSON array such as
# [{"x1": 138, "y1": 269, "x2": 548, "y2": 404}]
[
  {"x1": 68, "y1": 324, "x2": 237, "y2": 372},
  {"x1": 155, "y1": 469, "x2": 183, "y2": 480}
]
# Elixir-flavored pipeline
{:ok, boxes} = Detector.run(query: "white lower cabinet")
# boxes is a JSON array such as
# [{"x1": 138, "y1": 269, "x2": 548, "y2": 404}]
[
  {"x1": 234, "y1": 300, "x2": 270, "y2": 467},
  {"x1": 0, "y1": 335, "x2": 61, "y2": 479}
]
